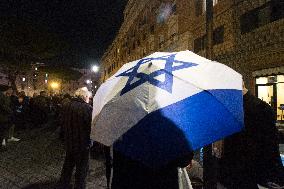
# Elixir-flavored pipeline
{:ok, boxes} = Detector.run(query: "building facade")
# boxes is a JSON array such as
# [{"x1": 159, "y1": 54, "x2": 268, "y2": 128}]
[
  {"x1": 101, "y1": 0, "x2": 284, "y2": 120},
  {"x1": 0, "y1": 66, "x2": 95, "y2": 96}
]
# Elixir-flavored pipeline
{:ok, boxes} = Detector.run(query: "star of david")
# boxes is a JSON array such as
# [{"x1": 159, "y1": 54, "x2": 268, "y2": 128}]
[{"x1": 116, "y1": 54, "x2": 198, "y2": 95}]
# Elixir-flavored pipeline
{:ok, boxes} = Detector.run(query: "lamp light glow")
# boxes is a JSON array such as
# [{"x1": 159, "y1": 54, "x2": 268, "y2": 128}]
[
  {"x1": 92, "y1": 65, "x2": 99, "y2": 72},
  {"x1": 50, "y1": 82, "x2": 59, "y2": 89}
]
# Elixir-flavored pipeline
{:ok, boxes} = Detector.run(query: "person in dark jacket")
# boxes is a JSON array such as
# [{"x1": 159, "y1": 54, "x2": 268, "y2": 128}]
[
  {"x1": 10, "y1": 94, "x2": 27, "y2": 131},
  {"x1": 58, "y1": 87, "x2": 92, "y2": 189},
  {"x1": 110, "y1": 149, "x2": 193, "y2": 189},
  {"x1": 58, "y1": 94, "x2": 72, "y2": 141},
  {"x1": 32, "y1": 91, "x2": 49, "y2": 126},
  {"x1": 0, "y1": 88, "x2": 12, "y2": 151},
  {"x1": 219, "y1": 82, "x2": 284, "y2": 188}
]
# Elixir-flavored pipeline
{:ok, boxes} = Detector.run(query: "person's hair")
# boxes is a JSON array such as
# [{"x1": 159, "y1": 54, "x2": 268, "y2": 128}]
[
  {"x1": 74, "y1": 87, "x2": 92, "y2": 99},
  {"x1": 18, "y1": 94, "x2": 25, "y2": 99},
  {"x1": 63, "y1": 93, "x2": 71, "y2": 99}
]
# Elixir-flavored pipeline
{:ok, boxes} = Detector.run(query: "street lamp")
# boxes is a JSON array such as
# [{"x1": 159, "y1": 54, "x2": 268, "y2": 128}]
[
  {"x1": 86, "y1": 79, "x2": 91, "y2": 84},
  {"x1": 22, "y1": 77, "x2": 26, "y2": 82},
  {"x1": 50, "y1": 82, "x2": 59, "y2": 89},
  {"x1": 92, "y1": 65, "x2": 99, "y2": 73}
]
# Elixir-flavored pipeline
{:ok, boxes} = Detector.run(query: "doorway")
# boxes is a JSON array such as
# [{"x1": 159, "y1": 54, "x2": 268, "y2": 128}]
[{"x1": 255, "y1": 75, "x2": 284, "y2": 121}]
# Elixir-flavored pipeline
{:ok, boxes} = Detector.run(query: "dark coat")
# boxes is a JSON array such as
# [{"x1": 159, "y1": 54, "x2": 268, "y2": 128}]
[
  {"x1": 63, "y1": 98, "x2": 92, "y2": 153},
  {"x1": 111, "y1": 150, "x2": 193, "y2": 189},
  {"x1": 220, "y1": 92, "x2": 284, "y2": 188},
  {"x1": 59, "y1": 97, "x2": 71, "y2": 126},
  {"x1": 31, "y1": 95, "x2": 49, "y2": 125},
  {"x1": 0, "y1": 92, "x2": 12, "y2": 124}
]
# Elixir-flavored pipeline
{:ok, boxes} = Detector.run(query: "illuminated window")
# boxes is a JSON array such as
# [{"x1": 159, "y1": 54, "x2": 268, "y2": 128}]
[
  {"x1": 256, "y1": 75, "x2": 284, "y2": 121},
  {"x1": 256, "y1": 77, "x2": 268, "y2": 84}
]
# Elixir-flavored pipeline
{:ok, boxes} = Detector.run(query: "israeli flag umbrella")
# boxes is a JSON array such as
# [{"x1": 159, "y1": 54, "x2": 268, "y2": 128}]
[{"x1": 91, "y1": 50, "x2": 244, "y2": 168}]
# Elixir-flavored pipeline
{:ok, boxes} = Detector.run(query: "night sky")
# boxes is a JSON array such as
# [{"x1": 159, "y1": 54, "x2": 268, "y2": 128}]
[{"x1": 0, "y1": 0, "x2": 128, "y2": 68}]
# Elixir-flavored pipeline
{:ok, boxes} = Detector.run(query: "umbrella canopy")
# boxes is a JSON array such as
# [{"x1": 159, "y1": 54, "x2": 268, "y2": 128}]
[{"x1": 91, "y1": 50, "x2": 244, "y2": 167}]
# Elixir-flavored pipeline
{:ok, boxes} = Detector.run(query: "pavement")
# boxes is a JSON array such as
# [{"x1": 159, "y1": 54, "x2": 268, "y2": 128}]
[
  {"x1": 0, "y1": 123, "x2": 107, "y2": 189},
  {"x1": 1, "y1": 120, "x2": 281, "y2": 189}
]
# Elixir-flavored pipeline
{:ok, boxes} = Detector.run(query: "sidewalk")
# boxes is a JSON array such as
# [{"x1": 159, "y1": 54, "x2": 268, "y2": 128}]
[{"x1": 0, "y1": 124, "x2": 107, "y2": 189}]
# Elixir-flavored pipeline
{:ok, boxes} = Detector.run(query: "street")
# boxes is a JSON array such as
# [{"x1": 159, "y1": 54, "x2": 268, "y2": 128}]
[{"x1": 0, "y1": 121, "x2": 107, "y2": 189}]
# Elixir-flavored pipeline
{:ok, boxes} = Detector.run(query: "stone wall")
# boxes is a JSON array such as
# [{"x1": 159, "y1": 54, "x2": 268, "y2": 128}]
[{"x1": 101, "y1": 0, "x2": 284, "y2": 94}]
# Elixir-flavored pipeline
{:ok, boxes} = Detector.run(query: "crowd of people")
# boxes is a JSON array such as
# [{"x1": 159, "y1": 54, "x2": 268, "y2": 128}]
[
  {"x1": 0, "y1": 84, "x2": 283, "y2": 189},
  {"x1": 0, "y1": 87, "x2": 80, "y2": 151}
]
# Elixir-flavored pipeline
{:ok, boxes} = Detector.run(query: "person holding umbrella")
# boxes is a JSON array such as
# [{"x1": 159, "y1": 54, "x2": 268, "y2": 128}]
[
  {"x1": 91, "y1": 51, "x2": 244, "y2": 189},
  {"x1": 108, "y1": 145, "x2": 194, "y2": 189}
]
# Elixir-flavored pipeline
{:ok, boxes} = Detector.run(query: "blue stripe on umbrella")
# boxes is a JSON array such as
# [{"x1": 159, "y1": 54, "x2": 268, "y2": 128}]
[{"x1": 114, "y1": 89, "x2": 243, "y2": 168}]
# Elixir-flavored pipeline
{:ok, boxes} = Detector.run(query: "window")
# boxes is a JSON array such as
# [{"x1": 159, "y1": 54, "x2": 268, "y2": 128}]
[
  {"x1": 140, "y1": 16, "x2": 147, "y2": 26},
  {"x1": 172, "y1": 3, "x2": 177, "y2": 14},
  {"x1": 194, "y1": 35, "x2": 206, "y2": 53},
  {"x1": 195, "y1": 0, "x2": 203, "y2": 16},
  {"x1": 256, "y1": 75, "x2": 284, "y2": 121},
  {"x1": 108, "y1": 67, "x2": 111, "y2": 74},
  {"x1": 240, "y1": 1, "x2": 284, "y2": 34},
  {"x1": 131, "y1": 30, "x2": 135, "y2": 37},
  {"x1": 258, "y1": 5, "x2": 271, "y2": 26},
  {"x1": 159, "y1": 35, "x2": 165, "y2": 48},
  {"x1": 123, "y1": 42, "x2": 127, "y2": 48},
  {"x1": 271, "y1": 1, "x2": 284, "y2": 22},
  {"x1": 143, "y1": 33, "x2": 147, "y2": 40},
  {"x1": 213, "y1": 26, "x2": 224, "y2": 45},
  {"x1": 150, "y1": 25, "x2": 155, "y2": 34},
  {"x1": 240, "y1": 9, "x2": 258, "y2": 34},
  {"x1": 143, "y1": 47, "x2": 147, "y2": 56}
]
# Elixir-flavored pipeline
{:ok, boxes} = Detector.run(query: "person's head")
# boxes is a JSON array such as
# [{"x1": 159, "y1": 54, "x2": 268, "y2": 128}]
[
  {"x1": 75, "y1": 87, "x2": 92, "y2": 103},
  {"x1": 5, "y1": 88, "x2": 13, "y2": 96},
  {"x1": 18, "y1": 95, "x2": 24, "y2": 103},
  {"x1": 20, "y1": 91, "x2": 26, "y2": 96},
  {"x1": 12, "y1": 90, "x2": 17, "y2": 96},
  {"x1": 40, "y1": 91, "x2": 47, "y2": 97},
  {"x1": 242, "y1": 81, "x2": 248, "y2": 95},
  {"x1": 33, "y1": 92, "x2": 38, "y2": 98},
  {"x1": 63, "y1": 93, "x2": 71, "y2": 99}
]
